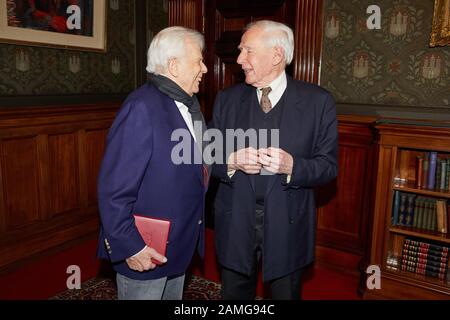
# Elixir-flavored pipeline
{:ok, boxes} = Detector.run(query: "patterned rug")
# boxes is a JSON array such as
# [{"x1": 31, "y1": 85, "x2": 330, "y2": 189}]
[{"x1": 50, "y1": 274, "x2": 223, "y2": 300}]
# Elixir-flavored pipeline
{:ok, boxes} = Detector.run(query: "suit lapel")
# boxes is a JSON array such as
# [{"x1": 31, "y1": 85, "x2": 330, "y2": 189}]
[
  {"x1": 265, "y1": 76, "x2": 302, "y2": 197},
  {"x1": 237, "y1": 86, "x2": 257, "y2": 192}
]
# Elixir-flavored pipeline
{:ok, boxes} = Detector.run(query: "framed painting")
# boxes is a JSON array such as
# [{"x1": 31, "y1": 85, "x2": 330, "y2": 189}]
[
  {"x1": 0, "y1": 0, "x2": 106, "y2": 51},
  {"x1": 430, "y1": 0, "x2": 450, "y2": 47}
]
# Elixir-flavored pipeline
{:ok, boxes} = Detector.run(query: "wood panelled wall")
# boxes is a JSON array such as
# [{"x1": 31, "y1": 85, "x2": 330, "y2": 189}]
[
  {"x1": 0, "y1": 104, "x2": 118, "y2": 273},
  {"x1": 316, "y1": 116, "x2": 377, "y2": 272},
  {"x1": 168, "y1": 0, "x2": 203, "y2": 31},
  {"x1": 293, "y1": 0, "x2": 324, "y2": 83}
]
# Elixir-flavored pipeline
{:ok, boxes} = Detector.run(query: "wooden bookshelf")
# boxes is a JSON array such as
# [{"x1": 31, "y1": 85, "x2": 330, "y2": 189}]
[
  {"x1": 389, "y1": 226, "x2": 450, "y2": 245},
  {"x1": 393, "y1": 185, "x2": 450, "y2": 199},
  {"x1": 384, "y1": 269, "x2": 450, "y2": 295},
  {"x1": 363, "y1": 121, "x2": 450, "y2": 300}
]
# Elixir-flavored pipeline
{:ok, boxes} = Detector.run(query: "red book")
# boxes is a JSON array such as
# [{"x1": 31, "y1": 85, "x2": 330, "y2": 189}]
[{"x1": 133, "y1": 214, "x2": 171, "y2": 265}]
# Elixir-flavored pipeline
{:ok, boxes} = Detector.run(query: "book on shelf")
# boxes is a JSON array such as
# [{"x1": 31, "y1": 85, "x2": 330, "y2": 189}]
[
  {"x1": 392, "y1": 190, "x2": 400, "y2": 226},
  {"x1": 405, "y1": 194, "x2": 416, "y2": 227},
  {"x1": 419, "y1": 199, "x2": 436, "y2": 231},
  {"x1": 436, "y1": 199, "x2": 448, "y2": 234},
  {"x1": 412, "y1": 197, "x2": 424, "y2": 229},
  {"x1": 411, "y1": 151, "x2": 450, "y2": 191},
  {"x1": 448, "y1": 203, "x2": 450, "y2": 235},
  {"x1": 402, "y1": 246, "x2": 448, "y2": 261},
  {"x1": 439, "y1": 159, "x2": 447, "y2": 191},
  {"x1": 430, "y1": 201, "x2": 437, "y2": 231},
  {"x1": 404, "y1": 239, "x2": 449, "y2": 253},
  {"x1": 427, "y1": 152, "x2": 437, "y2": 190},
  {"x1": 398, "y1": 193, "x2": 407, "y2": 226},
  {"x1": 402, "y1": 249, "x2": 449, "y2": 263},
  {"x1": 422, "y1": 152, "x2": 429, "y2": 190},
  {"x1": 436, "y1": 159, "x2": 442, "y2": 190},
  {"x1": 446, "y1": 160, "x2": 450, "y2": 190},
  {"x1": 401, "y1": 264, "x2": 447, "y2": 280},
  {"x1": 415, "y1": 156, "x2": 424, "y2": 189},
  {"x1": 401, "y1": 259, "x2": 448, "y2": 275},
  {"x1": 401, "y1": 238, "x2": 449, "y2": 280},
  {"x1": 402, "y1": 245, "x2": 449, "y2": 259},
  {"x1": 401, "y1": 255, "x2": 448, "y2": 269},
  {"x1": 392, "y1": 194, "x2": 449, "y2": 233}
]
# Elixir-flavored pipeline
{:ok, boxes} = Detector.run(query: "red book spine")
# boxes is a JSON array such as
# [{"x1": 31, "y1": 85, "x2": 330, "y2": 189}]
[
  {"x1": 405, "y1": 239, "x2": 449, "y2": 253},
  {"x1": 403, "y1": 243, "x2": 449, "y2": 257},
  {"x1": 402, "y1": 249, "x2": 448, "y2": 263}
]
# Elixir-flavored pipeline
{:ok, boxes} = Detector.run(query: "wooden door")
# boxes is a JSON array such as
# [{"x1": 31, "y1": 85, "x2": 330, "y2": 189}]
[
  {"x1": 203, "y1": 0, "x2": 296, "y2": 121},
  {"x1": 168, "y1": 0, "x2": 324, "y2": 120}
]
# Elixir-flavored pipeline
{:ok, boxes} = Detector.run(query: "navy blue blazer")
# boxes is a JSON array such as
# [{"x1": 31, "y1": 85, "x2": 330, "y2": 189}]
[
  {"x1": 212, "y1": 75, "x2": 338, "y2": 282},
  {"x1": 97, "y1": 83, "x2": 205, "y2": 280}
]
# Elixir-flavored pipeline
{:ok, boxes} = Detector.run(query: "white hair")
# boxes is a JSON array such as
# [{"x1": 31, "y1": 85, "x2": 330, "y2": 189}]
[
  {"x1": 245, "y1": 20, "x2": 294, "y2": 65},
  {"x1": 146, "y1": 26, "x2": 205, "y2": 75}
]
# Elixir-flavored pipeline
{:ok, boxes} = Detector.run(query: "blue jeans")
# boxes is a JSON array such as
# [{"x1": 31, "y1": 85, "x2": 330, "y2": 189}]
[{"x1": 116, "y1": 273, "x2": 185, "y2": 300}]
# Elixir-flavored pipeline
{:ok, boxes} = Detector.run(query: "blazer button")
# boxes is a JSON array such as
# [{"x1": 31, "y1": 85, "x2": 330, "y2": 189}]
[
  {"x1": 289, "y1": 218, "x2": 294, "y2": 224},
  {"x1": 198, "y1": 220, "x2": 203, "y2": 225}
]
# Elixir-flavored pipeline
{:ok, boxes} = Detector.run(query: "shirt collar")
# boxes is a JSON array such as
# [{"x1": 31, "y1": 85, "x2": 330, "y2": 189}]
[
  {"x1": 265, "y1": 71, "x2": 286, "y2": 94},
  {"x1": 256, "y1": 71, "x2": 287, "y2": 105}
]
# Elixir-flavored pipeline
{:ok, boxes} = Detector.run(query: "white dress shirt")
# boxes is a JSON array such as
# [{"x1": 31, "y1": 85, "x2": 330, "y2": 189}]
[
  {"x1": 256, "y1": 71, "x2": 287, "y2": 109},
  {"x1": 174, "y1": 100, "x2": 197, "y2": 142}
]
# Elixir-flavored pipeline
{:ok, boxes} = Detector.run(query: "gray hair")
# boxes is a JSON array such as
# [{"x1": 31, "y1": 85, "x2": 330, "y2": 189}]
[
  {"x1": 146, "y1": 26, "x2": 205, "y2": 75},
  {"x1": 245, "y1": 20, "x2": 294, "y2": 65}
]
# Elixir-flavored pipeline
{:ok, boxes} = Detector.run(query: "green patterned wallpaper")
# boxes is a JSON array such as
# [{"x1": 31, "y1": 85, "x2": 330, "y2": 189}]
[
  {"x1": 321, "y1": 0, "x2": 450, "y2": 109},
  {"x1": 0, "y1": 0, "x2": 169, "y2": 97}
]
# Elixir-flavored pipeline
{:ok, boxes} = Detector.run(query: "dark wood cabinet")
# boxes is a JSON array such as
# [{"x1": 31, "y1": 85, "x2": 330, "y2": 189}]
[{"x1": 363, "y1": 121, "x2": 450, "y2": 299}]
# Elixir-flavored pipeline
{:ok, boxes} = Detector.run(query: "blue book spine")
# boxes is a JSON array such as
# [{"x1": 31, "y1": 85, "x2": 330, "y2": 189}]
[
  {"x1": 392, "y1": 191, "x2": 400, "y2": 226},
  {"x1": 427, "y1": 152, "x2": 437, "y2": 190},
  {"x1": 405, "y1": 194, "x2": 416, "y2": 227}
]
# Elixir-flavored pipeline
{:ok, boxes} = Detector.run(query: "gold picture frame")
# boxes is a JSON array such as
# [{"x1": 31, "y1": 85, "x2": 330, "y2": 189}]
[
  {"x1": 430, "y1": 0, "x2": 450, "y2": 47},
  {"x1": 0, "y1": 0, "x2": 106, "y2": 52}
]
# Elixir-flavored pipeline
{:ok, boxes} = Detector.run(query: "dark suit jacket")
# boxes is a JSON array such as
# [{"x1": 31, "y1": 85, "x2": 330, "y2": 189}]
[
  {"x1": 97, "y1": 83, "x2": 205, "y2": 280},
  {"x1": 212, "y1": 75, "x2": 338, "y2": 282}
]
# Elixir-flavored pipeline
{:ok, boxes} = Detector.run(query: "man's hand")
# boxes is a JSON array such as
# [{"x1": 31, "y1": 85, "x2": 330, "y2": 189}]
[
  {"x1": 227, "y1": 147, "x2": 262, "y2": 174},
  {"x1": 258, "y1": 147, "x2": 293, "y2": 175},
  {"x1": 126, "y1": 246, "x2": 167, "y2": 272}
]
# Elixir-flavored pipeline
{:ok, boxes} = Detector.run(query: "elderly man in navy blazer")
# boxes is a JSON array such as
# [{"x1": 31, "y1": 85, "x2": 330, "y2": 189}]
[
  {"x1": 97, "y1": 26, "x2": 208, "y2": 300},
  {"x1": 212, "y1": 20, "x2": 338, "y2": 300}
]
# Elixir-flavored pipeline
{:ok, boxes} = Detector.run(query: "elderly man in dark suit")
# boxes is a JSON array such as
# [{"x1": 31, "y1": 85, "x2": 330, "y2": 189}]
[
  {"x1": 97, "y1": 26, "x2": 208, "y2": 300},
  {"x1": 212, "y1": 20, "x2": 338, "y2": 300}
]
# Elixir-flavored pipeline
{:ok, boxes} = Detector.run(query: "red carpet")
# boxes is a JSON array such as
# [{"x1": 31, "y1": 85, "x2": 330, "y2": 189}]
[
  {"x1": 302, "y1": 265, "x2": 360, "y2": 300},
  {"x1": 0, "y1": 229, "x2": 360, "y2": 300},
  {"x1": 0, "y1": 238, "x2": 101, "y2": 300}
]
